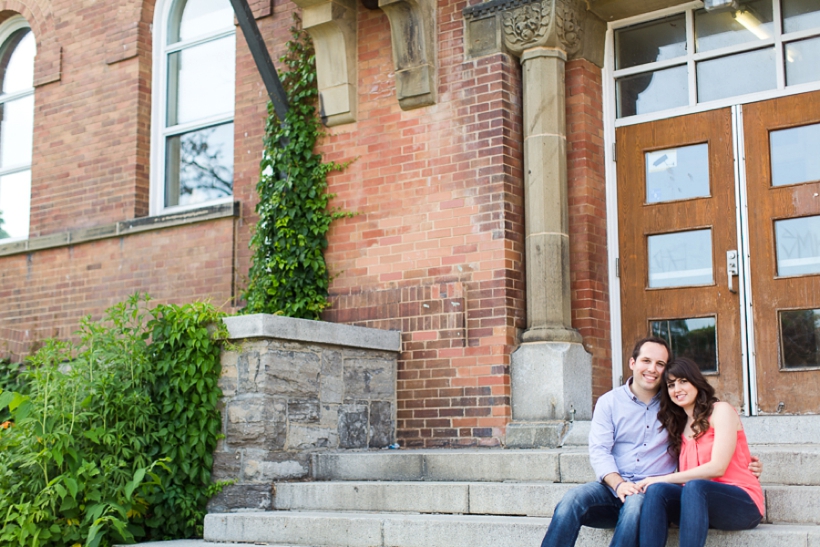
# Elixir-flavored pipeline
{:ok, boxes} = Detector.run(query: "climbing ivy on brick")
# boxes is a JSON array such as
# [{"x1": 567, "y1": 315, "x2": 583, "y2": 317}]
[{"x1": 244, "y1": 19, "x2": 350, "y2": 319}]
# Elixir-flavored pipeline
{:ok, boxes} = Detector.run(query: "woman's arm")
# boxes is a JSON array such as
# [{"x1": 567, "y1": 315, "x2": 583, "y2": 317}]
[{"x1": 637, "y1": 402, "x2": 739, "y2": 489}]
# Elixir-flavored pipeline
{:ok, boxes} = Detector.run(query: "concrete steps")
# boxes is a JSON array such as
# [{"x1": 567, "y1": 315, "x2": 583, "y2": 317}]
[
  {"x1": 310, "y1": 444, "x2": 820, "y2": 486},
  {"x1": 195, "y1": 417, "x2": 820, "y2": 547},
  {"x1": 272, "y1": 480, "x2": 820, "y2": 525},
  {"x1": 203, "y1": 512, "x2": 820, "y2": 547}
]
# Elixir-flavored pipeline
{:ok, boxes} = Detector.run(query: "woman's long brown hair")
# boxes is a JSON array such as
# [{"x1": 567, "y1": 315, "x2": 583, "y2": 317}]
[{"x1": 658, "y1": 357, "x2": 719, "y2": 459}]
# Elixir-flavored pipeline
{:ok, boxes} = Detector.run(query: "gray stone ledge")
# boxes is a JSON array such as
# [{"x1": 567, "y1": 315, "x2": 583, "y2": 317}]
[
  {"x1": 223, "y1": 314, "x2": 401, "y2": 353},
  {"x1": 0, "y1": 202, "x2": 239, "y2": 257}
]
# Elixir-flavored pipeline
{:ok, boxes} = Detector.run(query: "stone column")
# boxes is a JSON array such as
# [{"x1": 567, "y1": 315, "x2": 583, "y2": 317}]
[{"x1": 500, "y1": 0, "x2": 593, "y2": 447}]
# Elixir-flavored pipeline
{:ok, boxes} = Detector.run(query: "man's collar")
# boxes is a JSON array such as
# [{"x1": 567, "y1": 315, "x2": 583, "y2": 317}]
[{"x1": 624, "y1": 377, "x2": 661, "y2": 404}]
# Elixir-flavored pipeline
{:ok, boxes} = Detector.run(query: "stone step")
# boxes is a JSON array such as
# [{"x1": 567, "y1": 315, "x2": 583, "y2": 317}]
[
  {"x1": 204, "y1": 511, "x2": 820, "y2": 547},
  {"x1": 310, "y1": 444, "x2": 820, "y2": 486},
  {"x1": 273, "y1": 481, "x2": 820, "y2": 525}
]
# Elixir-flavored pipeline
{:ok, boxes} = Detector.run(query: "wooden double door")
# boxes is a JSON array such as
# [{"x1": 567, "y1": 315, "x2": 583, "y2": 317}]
[{"x1": 618, "y1": 90, "x2": 820, "y2": 415}]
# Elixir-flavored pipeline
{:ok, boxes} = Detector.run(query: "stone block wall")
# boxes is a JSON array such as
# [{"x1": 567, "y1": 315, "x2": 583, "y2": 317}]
[{"x1": 210, "y1": 314, "x2": 400, "y2": 512}]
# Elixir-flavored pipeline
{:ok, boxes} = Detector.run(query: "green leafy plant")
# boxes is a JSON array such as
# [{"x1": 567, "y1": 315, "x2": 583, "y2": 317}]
[
  {"x1": 243, "y1": 18, "x2": 351, "y2": 319},
  {"x1": 0, "y1": 294, "x2": 229, "y2": 546},
  {"x1": 0, "y1": 358, "x2": 27, "y2": 423}
]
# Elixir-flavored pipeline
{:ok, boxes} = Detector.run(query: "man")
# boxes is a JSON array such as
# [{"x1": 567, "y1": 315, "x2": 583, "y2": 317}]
[{"x1": 539, "y1": 336, "x2": 760, "y2": 547}]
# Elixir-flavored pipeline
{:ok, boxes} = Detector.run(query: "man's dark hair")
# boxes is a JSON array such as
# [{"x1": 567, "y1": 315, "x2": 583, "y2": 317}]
[{"x1": 630, "y1": 336, "x2": 671, "y2": 362}]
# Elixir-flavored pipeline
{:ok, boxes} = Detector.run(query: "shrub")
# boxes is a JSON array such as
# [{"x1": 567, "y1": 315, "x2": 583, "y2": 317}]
[{"x1": 0, "y1": 294, "x2": 228, "y2": 546}]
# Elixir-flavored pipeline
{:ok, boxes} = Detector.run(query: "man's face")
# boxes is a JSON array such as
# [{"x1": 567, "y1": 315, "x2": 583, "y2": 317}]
[{"x1": 628, "y1": 342, "x2": 669, "y2": 395}]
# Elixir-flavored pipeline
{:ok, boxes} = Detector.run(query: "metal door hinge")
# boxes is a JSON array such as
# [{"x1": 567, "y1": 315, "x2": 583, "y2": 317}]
[
  {"x1": 615, "y1": 257, "x2": 620, "y2": 278},
  {"x1": 613, "y1": 142, "x2": 617, "y2": 162}
]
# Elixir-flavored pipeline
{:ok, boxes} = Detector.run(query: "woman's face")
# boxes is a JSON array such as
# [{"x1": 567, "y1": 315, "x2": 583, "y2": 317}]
[{"x1": 667, "y1": 374, "x2": 698, "y2": 410}]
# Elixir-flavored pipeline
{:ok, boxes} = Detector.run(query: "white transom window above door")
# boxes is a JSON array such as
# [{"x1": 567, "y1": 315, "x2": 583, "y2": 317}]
[
  {"x1": 151, "y1": 0, "x2": 236, "y2": 215},
  {"x1": 609, "y1": 0, "x2": 820, "y2": 123}
]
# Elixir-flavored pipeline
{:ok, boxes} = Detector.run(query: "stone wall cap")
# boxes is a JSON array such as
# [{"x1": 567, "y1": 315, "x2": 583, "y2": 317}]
[{"x1": 223, "y1": 314, "x2": 401, "y2": 352}]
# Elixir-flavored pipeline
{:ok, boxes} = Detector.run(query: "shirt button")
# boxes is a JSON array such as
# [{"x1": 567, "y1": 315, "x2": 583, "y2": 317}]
[
  {"x1": 637, "y1": 459, "x2": 640, "y2": 462},
  {"x1": 646, "y1": 425, "x2": 649, "y2": 428}
]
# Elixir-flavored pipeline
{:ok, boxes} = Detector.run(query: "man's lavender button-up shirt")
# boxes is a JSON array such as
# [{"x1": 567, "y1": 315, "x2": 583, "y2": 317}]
[{"x1": 588, "y1": 378, "x2": 676, "y2": 494}]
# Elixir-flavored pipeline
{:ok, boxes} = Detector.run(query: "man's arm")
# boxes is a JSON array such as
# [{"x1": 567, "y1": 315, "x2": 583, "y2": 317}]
[{"x1": 588, "y1": 395, "x2": 620, "y2": 483}]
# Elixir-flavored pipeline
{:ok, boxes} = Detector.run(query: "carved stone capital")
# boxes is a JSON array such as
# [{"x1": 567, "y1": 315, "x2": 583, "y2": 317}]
[
  {"x1": 379, "y1": 0, "x2": 437, "y2": 110},
  {"x1": 501, "y1": 0, "x2": 584, "y2": 57},
  {"x1": 292, "y1": 0, "x2": 358, "y2": 125}
]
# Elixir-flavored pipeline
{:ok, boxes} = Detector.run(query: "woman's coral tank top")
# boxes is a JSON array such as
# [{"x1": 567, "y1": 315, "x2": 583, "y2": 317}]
[{"x1": 680, "y1": 427, "x2": 765, "y2": 516}]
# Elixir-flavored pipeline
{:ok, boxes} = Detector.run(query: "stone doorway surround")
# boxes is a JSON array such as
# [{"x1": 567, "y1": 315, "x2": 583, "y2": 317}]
[{"x1": 460, "y1": 0, "x2": 694, "y2": 446}]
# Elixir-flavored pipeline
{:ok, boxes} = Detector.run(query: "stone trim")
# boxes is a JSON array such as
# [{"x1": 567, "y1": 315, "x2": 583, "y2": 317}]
[
  {"x1": 0, "y1": 201, "x2": 239, "y2": 257},
  {"x1": 223, "y1": 314, "x2": 402, "y2": 353},
  {"x1": 292, "y1": 0, "x2": 358, "y2": 126},
  {"x1": 379, "y1": 0, "x2": 437, "y2": 110}
]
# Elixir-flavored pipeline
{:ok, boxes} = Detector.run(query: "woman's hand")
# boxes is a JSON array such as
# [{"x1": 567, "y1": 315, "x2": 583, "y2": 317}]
[{"x1": 636, "y1": 475, "x2": 668, "y2": 492}]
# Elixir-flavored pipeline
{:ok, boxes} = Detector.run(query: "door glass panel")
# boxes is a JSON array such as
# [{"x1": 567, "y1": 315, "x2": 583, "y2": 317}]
[
  {"x1": 775, "y1": 216, "x2": 820, "y2": 276},
  {"x1": 782, "y1": 0, "x2": 820, "y2": 34},
  {"x1": 780, "y1": 309, "x2": 820, "y2": 369},
  {"x1": 770, "y1": 123, "x2": 820, "y2": 186},
  {"x1": 785, "y1": 36, "x2": 820, "y2": 86},
  {"x1": 651, "y1": 317, "x2": 718, "y2": 373},
  {"x1": 648, "y1": 229, "x2": 713, "y2": 288},
  {"x1": 646, "y1": 143, "x2": 710, "y2": 203},
  {"x1": 695, "y1": 1, "x2": 774, "y2": 52},
  {"x1": 616, "y1": 14, "x2": 687, "y2": 69},
  {"x1": 617, "y1": 65, "x2": 688, "y2": 118},
  {"x1": 697, "y1": 48, "x2": 777, "y2": 103}
]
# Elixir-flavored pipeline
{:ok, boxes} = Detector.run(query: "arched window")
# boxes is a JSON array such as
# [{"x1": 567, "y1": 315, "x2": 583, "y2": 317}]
[
  {"x1": 151, "y1": 0, "x2": 235, "y2": 214},
  {"x1": 0, "y1": 16, "x2": 34, "y2": 240}
]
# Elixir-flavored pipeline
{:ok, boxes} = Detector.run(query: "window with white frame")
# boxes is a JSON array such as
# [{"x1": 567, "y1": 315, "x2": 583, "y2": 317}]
[
  {"x1": 613, "y1": 0, "x2": 820, "y2": 119},
  {"x1": 152, "y1": 0, "x2": 235, "y2": 214},
  {"x1": 0, "y1": 16, "x2": 34, "y2": 241}
]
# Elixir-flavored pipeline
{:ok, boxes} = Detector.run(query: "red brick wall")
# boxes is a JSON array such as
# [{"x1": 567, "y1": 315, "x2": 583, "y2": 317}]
[
  {"x1": 318, "y1": 5, "x2": 526, "y2": 447},
  {"x1": 566, "y1": 59, "x2": 611, "y2": 402},
  {"x1": 0, "y1": 219, "x2": 236, "y2": 360}
]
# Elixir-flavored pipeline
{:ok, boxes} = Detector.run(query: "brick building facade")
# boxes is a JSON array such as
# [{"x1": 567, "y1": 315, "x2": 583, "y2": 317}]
[
  {"x1": 16, "y1": 0, "x2": 814, "y2": 448},
  {"x1": 0, "y1": 0, "x2": 611, "y2": 448}
]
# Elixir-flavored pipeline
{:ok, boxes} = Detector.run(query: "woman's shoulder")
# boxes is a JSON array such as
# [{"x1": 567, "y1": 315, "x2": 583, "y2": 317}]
[{"x1": 710, "y1": 402, "x2": 741, "y2": 428}]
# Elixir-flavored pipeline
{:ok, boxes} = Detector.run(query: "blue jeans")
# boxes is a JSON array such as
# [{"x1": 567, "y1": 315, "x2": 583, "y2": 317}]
[
  {"x1": 640, "y1": 480, "x2": 762, "y2": 547},
  {"x1": 540, "y1": 481, "x2": 645, "y2": 547}
]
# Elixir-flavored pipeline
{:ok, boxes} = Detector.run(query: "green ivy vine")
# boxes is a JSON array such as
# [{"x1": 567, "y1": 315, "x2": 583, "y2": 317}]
[{"x1": 243, "y1": 19, "x2": 351, "y2": 319}]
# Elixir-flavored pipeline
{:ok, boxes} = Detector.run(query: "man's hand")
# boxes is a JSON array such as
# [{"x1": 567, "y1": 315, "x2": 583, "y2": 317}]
[
  {"x1": 749, "y1": 455, "x2": 763, "y2": 479},
  {"x1": 615, "y1": 480, "x2": 642, "y2": 502}
]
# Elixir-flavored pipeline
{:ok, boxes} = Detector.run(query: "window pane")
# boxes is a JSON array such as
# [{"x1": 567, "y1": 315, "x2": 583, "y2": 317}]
[
  {"x1": 782, "y1": 0, "x2": 820, "y2": 34},
  {"x1": 651, "y1": 317, "x2": 718, "y2": 373},
  {"x1": 770, "y1": 123, "x2": 820, "y2": 186},
  {"x1": 697, "y1": 48, "x2": 776, "y2": 103},
  {"x1": 616, "y1": 14, "x2": 687, "y2": 69},
  {"x1": 171, "y1": 0, "x2": 234, "y2": 43},
  {"x1": 0, "y1": 170, "x2": 30, "y2": 239},
  {"x1": 165, "y1": 123, "x2": 233, "y2": 208},
  {"x1": 648, "y1": 229, "x2": 713, "y2": 288},
  {"x1": 167, "y1": 35, "x2": 235, "y2": 126},
  {"x1": 780, "y1": 309, "x2": 820, "y2": 369},
  {"x1": 785, "y1": 36, "x2": 820, "y2": 86},
  {"x1": 0, "y1": 95, "x2": 34, "y2": 169},
  {"x1": 646, "y1": 143, "x2": 710, "y2": 203},
  {"x1": 617, "y1": 65, "x2": 688, "y2": 118},
  {"x1": 695, "y1": 1, "x2": 774, "y2": 52},
  {"x1": 775, "y1": 216, "x2": 820, "y2": 277},
  {"x1": 0, "y1": 29, "x2": 34, "y2": 94}
]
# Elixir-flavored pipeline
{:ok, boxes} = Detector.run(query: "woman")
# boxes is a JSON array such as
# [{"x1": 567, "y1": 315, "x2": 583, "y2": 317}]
[{"x1": 637, "y1": 357, "x2": 764, "y2": 547}]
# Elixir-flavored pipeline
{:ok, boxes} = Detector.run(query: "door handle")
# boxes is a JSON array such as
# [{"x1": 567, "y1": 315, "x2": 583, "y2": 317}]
[{"x1": 726, "y1": 250, "x2": 739, "y2": 293}]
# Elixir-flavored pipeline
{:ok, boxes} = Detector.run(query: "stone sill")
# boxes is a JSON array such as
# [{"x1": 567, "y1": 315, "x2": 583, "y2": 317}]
[
  {"x1": 223, "y1": 314, "x2": 401, "y2": 353},
  {"x1": 0, "y1": 202, "x2": 239, "y2": 257}
]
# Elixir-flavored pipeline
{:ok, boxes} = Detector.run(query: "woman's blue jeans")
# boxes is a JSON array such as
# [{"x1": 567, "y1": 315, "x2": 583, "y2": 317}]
[
  {"x1": 640, "y1": 480, "x2": 762, "y2": 547},
  {"x1": 540, "y1": 481, "x2": 644, "y2": 547}
]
